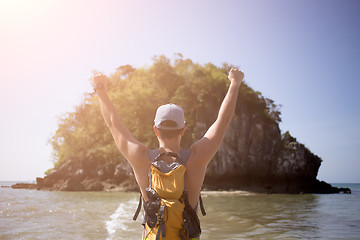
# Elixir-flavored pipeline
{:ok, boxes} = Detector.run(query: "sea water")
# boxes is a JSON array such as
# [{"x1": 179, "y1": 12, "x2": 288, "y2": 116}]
[{"x1": 1, "y1": 182, "x2": 359, "y2": 240}]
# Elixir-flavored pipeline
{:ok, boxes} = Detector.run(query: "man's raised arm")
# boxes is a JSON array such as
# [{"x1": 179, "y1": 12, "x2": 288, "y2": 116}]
[
  {"x1": 92, "y1": 74, "x2": 148, "y2": 167},
  {"x1": 190, "y1": 68, "x2": 244, "y2": 166}
]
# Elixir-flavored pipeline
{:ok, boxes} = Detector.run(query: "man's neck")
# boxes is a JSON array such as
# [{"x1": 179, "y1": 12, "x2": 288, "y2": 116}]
[{"x1": 157, "y1": 139, "x2": 181, "y2": 154}]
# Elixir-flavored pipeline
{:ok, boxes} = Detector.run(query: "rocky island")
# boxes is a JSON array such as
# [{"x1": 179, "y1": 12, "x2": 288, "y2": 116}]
[{"x1": 12, "y1": 56, "x2": 350, "y2": 194}]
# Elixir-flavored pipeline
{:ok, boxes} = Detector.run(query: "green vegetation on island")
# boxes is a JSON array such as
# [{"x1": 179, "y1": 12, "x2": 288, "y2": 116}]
[{"x1": 49, "y1": 54, "x2": 281, "y2": 170}]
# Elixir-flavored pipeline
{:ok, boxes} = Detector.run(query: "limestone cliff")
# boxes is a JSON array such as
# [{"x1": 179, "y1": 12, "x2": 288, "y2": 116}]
[{"x1": 193, "y1": 88, "x2": 339, "y2": 193}]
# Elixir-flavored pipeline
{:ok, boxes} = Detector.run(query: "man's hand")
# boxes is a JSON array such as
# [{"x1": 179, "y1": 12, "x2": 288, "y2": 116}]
[
  {"x1": 228, "y1": 68, "x2": 244, "y2": 85},
  {"x1": 92, "y1": 74, "x2": 108, "y2": 91}
]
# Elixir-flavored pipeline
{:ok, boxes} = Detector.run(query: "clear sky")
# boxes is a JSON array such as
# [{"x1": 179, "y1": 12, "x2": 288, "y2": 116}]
[{"x1": 0, "y1": 0, "x2": 359, "y2": 183}]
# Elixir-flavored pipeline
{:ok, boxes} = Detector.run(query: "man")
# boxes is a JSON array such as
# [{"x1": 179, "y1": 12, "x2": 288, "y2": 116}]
[{"x1": 92, "y1": 67, "x2": 244, "y2": 238}]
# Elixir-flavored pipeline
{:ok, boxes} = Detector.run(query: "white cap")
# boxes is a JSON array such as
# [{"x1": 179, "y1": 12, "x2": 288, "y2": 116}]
[{"x1": 154, "y1": 104, "x2": 186, "y2": 130}]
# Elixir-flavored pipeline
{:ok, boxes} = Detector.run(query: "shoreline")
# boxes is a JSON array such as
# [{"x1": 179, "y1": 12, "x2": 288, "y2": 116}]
[{"x1": 7, "y1": 181, "x2": 352, "y2": 195}]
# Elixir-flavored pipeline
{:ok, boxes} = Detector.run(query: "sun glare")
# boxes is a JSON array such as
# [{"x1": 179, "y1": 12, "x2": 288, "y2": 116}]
[{"x1": 0, "y1": 0, "x2": 52, "y2": 27}]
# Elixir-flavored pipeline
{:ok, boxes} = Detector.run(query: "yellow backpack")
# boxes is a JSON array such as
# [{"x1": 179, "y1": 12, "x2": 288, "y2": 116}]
[{"x1": 133, "y1": 151, "x2": 206, "y2": 240}]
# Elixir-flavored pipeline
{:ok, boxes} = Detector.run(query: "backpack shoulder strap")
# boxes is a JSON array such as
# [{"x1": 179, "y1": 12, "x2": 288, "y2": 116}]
[
  {"x1": 133, "y1": 193, "x2": 142, "y2": 221},
  {"x1": 199, "y1": 195, "x2": 206, "y2": 216}
]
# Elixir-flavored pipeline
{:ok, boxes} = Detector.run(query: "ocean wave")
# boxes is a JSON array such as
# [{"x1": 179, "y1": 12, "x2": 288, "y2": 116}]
[{"x1": 105, "y1": 198, "x2": 140, "y2": 240}]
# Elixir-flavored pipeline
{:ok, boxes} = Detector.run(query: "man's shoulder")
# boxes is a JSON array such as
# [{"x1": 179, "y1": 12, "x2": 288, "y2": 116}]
[
  {"x1": 128, "y1": 144, "x2": 150, "y2": 169},
  {"x1": 187, "y1": 141, "x2": 213, "y2": 168}
]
